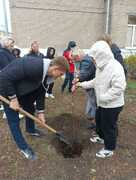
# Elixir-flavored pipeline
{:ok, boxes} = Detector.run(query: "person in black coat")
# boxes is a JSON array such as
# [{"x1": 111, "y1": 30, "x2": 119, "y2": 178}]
[
  {"x1": 26, "y1": 41, "x2": 44, "y2": 59},
  {"x1": 12, "y1": 48, "x2": 21, "y2": 58},
  {"x1": 44, "y1": 47, "x2": 56, "y2": 98},
  {"x1": 0, "y1": 36, "x2": 15, "y2": 113},
  {"x1": 0, "y1": 56, "x2": 69, "y2": 160},
  {"x1": 0, "y1": 36, "x2": 15, "y2": 70}
]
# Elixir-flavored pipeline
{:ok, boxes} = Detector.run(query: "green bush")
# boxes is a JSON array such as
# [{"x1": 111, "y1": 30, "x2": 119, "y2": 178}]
[{"x1": 124, "y1": 55, "x2": 136, "y2": 79}]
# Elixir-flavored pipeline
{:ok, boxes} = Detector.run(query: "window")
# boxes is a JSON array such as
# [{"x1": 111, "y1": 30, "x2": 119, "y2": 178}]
[{"x1": 126, "y1": 15, "x2": 136, "y2": 48}]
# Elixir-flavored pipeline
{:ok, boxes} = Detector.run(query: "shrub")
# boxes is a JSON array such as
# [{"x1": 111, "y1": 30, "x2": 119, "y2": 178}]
[{"x1": 124, "y1": 55, "x2": 136, "y2": 79}]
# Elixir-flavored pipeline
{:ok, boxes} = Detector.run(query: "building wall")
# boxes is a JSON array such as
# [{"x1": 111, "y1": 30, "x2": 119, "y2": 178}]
[
  {"x1": 9, "y1": 0, "x2": 136, "y2": 49},
  {"x1": 9, "y1": 0, "x2": 105, "y2": 49},
  {"x1": 110, "y1": 0, "x2": 136, "y2": 47}
]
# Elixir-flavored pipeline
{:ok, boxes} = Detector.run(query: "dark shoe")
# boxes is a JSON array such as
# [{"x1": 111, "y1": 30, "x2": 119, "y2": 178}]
[
  {"x1": 20, "y1": 147, "x2": 37, "y2": 160},
  {"x1": 87, "y1": 123, "x2": 96, "y2": 130},
  {"x1": 26, "y1": 129, "x2": 44, "y2": 137}
]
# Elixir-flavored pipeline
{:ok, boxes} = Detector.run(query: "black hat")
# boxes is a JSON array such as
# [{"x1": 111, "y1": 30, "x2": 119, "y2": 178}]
[{"x1": 68, "y1": 41, "x2": 76, "y2": 49}]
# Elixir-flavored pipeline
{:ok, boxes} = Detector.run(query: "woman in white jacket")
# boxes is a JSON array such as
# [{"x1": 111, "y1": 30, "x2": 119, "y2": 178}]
[{"x1": 78, "y1": 41, "x2": 126, "y2": 158}]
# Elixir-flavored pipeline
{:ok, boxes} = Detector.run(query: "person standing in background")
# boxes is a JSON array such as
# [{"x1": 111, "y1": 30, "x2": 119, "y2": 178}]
[
  {"x1": 45, "y1": 47, "x2": 56, "y2": 98},
  {"x1": 97, "y1": 34, "x2": 127, "y2": 77},
  {"x1": 12, "y1": 48, "x2": 21, "y2": 58},
  {"x1": 61, "y1": 41, "x2": 77, "y2": 93},
  {"x1": 26, "y1": 41, "x2": 44, "y2": 59},
  {"x1": 72, "y1": 49, "x2": 96, "y2": 130},
  {"x1": 0, "y1": 36, "x2": 15, "y2": 115},
  {"x1": 0, "y1": 36, "x2": 15, "y2": 70}
]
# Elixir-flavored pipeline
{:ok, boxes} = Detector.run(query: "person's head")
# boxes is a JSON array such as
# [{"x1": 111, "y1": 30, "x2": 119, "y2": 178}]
[
  {"x1": 97, "y1": 33, "x2": 113, "y2": 47},
  {"x1": 0, "y1": 36, "x2": 15, "y2": 51},
  {"x1": 72, "y1": 48, "x2": 85, "y2": 62},
  {"x1": 30, "y1": 41, "x2": 39, "y2": 53},
  {"x1": 67, "y1": 40, "x2": 76, "y2": 50},
  {"x1": 46, "y1": 47, "x2": 56, "y2": 59},
  {"x1": 12, "y1": 48, "x2": 21, "y2": 58},
  {"x1": 48, "y1": 56, "x2": 69, "y2": 78},
  {"x1": 88, "y1": 40, "x2": 114, "y2": 69}
]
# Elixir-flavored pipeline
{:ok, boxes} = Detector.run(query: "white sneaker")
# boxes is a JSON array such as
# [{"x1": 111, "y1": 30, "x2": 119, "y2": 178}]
[
  {"x1": 90, "y1": 136, "x2": 104, "y2": 144},
  {"x1": 20, "y1": 148, "x2": 37, "y2": 160},
  {"x1": 3, "y1": 113, "x2": 7, "y2": 119},
  {"x1": 49, "y1": 94, "x2": 55, "y2": 99},
  {"x1": 45, "y1": 93, "x2": 49, "y2": 98},
  {"x1": 96, "y1": 148, "x2": 114, "y2": 158}
]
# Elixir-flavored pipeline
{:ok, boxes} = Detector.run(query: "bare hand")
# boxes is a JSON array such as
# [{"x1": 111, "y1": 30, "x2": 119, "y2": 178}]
[
  {"x1": 72, "y1": 78, "x2": 79, "y2": 85},
  {"x1": 10, "y1": 98, "x2": 20, "y2": 111},
  {"x1": 37, "y1": 113, "x2": 46, "y2": 124}
]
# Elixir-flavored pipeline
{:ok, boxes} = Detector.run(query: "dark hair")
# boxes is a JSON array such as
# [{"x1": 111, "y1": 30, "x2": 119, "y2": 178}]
[
  {"x1": 12, "y1": 48, "x2": 21, "y2": 58},
  {"x1": 67, "y1": 41, "x2": 76, "y2": 50},
  {"x1": 46, "y1": 47, "x2": 56, "y2": 59}
]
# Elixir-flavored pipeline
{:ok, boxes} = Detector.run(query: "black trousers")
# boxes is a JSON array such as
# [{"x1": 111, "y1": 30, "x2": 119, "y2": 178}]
[
  {"x1": 47, "y1": 82, "x2": 54, "y2": 94},
  {"x1": 96, "y1": 106, "x2": 123, "y2": 150}
]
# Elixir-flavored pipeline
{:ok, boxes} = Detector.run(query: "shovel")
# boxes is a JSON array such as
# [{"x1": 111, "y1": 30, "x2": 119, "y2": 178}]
[{"x1": 0, "y1": 95, "x2": 71, "y2": 146}]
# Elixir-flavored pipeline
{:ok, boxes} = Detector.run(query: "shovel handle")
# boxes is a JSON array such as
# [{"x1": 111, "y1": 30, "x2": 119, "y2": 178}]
[{"x1": 0, "y1": 95, "x2": 57, "y2": 134}]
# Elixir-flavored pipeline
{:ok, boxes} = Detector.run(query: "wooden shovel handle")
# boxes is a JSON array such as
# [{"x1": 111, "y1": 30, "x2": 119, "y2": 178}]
[{"x1": 0, "y1": 95, "x2": 57, "y2": 134}]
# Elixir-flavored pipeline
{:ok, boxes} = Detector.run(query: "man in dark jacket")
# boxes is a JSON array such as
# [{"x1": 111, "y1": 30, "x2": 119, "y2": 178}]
[
  {"x1": 0, "y1": 36, "x2": 15, "y2": 70},
  {"x1": 0, "y1": 56, "x2": 69, "y2": 160},
  {"x1": 25, "y1": 41, "x2": 44, "y2": 59},
  {"x1": 0, "y1": 36, "x2": 15, "y2": 113}
]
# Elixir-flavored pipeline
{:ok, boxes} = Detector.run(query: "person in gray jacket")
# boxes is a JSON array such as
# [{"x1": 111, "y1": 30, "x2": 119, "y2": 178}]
[{"x1": 72, "y1": 49, "x2": 96, "y2": 130}]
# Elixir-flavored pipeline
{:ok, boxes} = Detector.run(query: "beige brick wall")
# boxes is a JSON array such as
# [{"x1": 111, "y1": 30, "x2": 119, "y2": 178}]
[
  {"x1": 110, "y1": 0, "x2": 136, "y2": 47},
  {"x1": 9, "y1": 0, "x2": 136, "y2": 49},
  {"x1": 9, "y1": 0, "x2": 105, "y2": 50}
]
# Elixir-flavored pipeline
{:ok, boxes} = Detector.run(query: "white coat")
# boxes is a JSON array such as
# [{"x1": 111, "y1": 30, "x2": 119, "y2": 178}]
[{"x1": 80, "y1": 41, "x2": 126, "y2": 108}]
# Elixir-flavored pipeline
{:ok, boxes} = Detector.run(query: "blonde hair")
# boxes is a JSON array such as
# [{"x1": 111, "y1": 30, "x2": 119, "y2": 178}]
[
  {"x1": 97, "y1": 33, "x2": 112, "y2": 47},
  {"x1": 51, "y1": 56, "x2": 69, "y2": 72}
]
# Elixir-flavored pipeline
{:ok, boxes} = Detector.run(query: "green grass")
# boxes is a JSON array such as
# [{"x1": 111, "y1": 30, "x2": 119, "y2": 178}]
[{"x1": 127, "y1": 79, "x2": 136, "y2": 89}]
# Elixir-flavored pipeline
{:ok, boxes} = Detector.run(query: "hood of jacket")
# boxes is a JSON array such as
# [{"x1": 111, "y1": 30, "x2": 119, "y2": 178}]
[
  {"x1": 89, "y1": 41, "x2": 114, "y2": 69},
  {"x1": 46, "y1": 47, "x2": 56, "y2": 59}
]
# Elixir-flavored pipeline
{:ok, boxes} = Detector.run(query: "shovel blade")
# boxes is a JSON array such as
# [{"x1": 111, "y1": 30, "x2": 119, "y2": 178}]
[{"x1": 56, "y1": 132, "x2": 71, "y2": 146}]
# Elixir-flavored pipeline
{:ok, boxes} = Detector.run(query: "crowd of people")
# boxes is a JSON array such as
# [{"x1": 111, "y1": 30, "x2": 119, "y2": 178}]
[{"x1": 0, "y1": 34, "x2": 127, "y2": 160}]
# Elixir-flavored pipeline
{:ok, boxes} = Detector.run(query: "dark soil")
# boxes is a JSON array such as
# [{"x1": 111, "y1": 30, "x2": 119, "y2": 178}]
[{"x1": 0, "y1": 78, "x2": 136, "y2": 180}]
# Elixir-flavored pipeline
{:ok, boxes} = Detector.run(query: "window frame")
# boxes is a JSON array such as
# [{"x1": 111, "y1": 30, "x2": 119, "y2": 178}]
[{"x1": 126, "y1": 24, "x2": 136, "y2": 49}]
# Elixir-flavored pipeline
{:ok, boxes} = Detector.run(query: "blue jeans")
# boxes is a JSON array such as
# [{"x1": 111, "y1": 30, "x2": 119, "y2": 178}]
[
  {"x1": 3, "y1": 88, "x2": 44, "y2": 150},
  {"x1": 3, "y1": 103, "x2": 29, "y2": 150}
]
